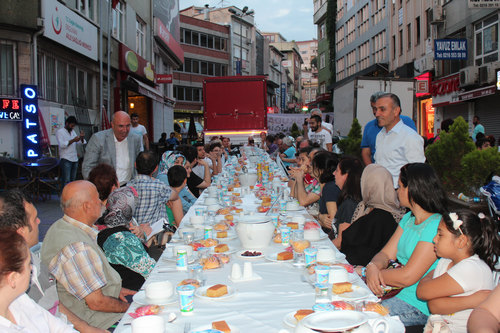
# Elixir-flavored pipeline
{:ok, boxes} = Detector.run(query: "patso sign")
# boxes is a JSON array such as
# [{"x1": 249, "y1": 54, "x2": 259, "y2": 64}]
[{"x1": 42, "y1": 0, "x2": 98, "y2": 61}]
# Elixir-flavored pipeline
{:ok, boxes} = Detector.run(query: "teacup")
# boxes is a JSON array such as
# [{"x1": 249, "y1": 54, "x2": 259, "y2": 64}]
[
  {"x1": 145, "y1": 281, "x2": 173, "y2": 302},
  {"x1": 316, "y1": 247, "x2": 336, "y2": 263},
  {"x1": 190, "y1": 215, "x2": 204, "y2": 226},
  {"x1": 329, "y1": 266, "x2": 349, "y2": 284},
  {"x1": 131, "y1": 315, "x2": 165, "y2": 333}
]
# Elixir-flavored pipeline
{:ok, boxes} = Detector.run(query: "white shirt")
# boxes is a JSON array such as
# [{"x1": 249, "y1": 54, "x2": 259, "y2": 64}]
[
  {"x1": 0, "y1": 293, "x2": 76, "y2": 333},
  {"x1": 374, "y1": 120, "x2": 425, "y2": 186},
  {"x1": 309, "y1": 128, "x2": 332, "y2": 150},
  {"x1": 308, "y1": 122, "x2": 333, "y2": 137},
  {"x1": 430, "y1": 255, "x2": 494, "y2": 333},
  {"x1": 114, "y1": 136, "x2": 131, "y2": 185},
  {"x1": 192, "y1": 164, "x2": 205, "y2": 179},
  {"x1": 130, "y1": 124, "x2": 147, "y2": 151},
  {"x1": 56, "y1": 128, "x2": 85, "y2": 162}
]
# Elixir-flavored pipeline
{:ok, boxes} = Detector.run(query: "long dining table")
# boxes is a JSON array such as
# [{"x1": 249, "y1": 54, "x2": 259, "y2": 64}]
[{"x1": 114, "y1": 151, "x2": 404, "y2": 333}]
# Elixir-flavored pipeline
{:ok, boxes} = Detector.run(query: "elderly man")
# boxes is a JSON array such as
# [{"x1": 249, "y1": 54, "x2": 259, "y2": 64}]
[
  {"x1": 373, "y1": 93, "x2": 425, "y2": 186},
  {"x1": 0, "y1": 190, "x2": 105, "y2": 333},
  {"x1": 42, "y1": 181, "x2": 135, "y2": 330},
  {"x1": 82, "y1": 111, "x2": 141, "y2": 185},
  {"x1": 361, "y1": 91, "x2": 417, "y2": 166}
]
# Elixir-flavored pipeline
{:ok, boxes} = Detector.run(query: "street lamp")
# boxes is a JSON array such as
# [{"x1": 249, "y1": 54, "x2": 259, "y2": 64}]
[{"x1": 228, "y1": 6, "x2": 254, "y2": 75}]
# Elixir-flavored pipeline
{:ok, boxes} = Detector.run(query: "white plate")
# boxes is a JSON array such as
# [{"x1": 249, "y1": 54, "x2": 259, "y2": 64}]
[
  {"x1": 214, "y1": 232, "x2": 237, "y2": 241},
  {"x1": 195, "y1": 285, "x2": 237, "y2": 300},
  {"x1": 189, "y1": 323, "x2": 240, "y2": 333},
  {"x1": 332, "y1": 285, "x2": 372, "y2": 301},
  {"x1": 236, "y1": 249, "x2": 265, "y2": 259},
  {"x1": 121, "y1": 323, "x2": 182, "y2": 333},
  {"x1": 302, "y1": 311, "x2": 367, "y2": 331},
  {"x1": 305, "y1": 233, "x2": 329, "y2": 242},
  {"x1": 163, "y1": 254, "x2": 197, "y2": 264},
  {"x1": 211, "y1": 245, "x2": 238, "y2": 255},
  {"x1": 286, "y1": 206, "x2": 304, "y2": 211},
  {"x1": 283, "y1": 311, "x2": 299, "y2": 328},
  {"x1": 305, "y1": 272, "x2": 357, "y2": 285},
  {"x1": 132, "y1": 291, "x2": 178, "y2": 306},
  {"x1": 265, "y1": 251, "x2": 293, "y2": 263}
]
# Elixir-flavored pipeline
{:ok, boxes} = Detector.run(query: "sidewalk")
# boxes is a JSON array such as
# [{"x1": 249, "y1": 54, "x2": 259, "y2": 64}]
[{"x1": 34, "y1": 194, "x2": 63, "y2": 242}]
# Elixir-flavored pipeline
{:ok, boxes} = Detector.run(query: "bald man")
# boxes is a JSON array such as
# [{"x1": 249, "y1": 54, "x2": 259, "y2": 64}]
[
  {"x1": 41, "y1": 181, "x2": 135, "y2": 330},
  {"x1": 82, "y1": 111, "x2": 142, "y2": 185}
]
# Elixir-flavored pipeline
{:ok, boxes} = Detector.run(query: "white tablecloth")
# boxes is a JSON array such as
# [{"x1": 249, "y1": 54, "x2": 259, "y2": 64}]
[{"x1": 115, "y1": 168, "x2": 403, "y2": 333}]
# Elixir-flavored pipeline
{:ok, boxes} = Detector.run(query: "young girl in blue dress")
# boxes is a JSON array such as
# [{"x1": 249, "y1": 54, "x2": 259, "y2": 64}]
[{"x1": 417, "y1": 210, "x2": 500, "y2": 333}]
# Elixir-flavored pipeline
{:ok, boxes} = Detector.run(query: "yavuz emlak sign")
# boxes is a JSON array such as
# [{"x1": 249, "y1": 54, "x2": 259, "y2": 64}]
[{"x1": 42, "y1": 0, "x2": 98, "y2": 61}]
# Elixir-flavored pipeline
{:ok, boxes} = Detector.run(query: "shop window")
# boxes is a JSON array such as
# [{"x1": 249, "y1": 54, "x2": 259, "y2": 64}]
[
  {"x1": 112, "y1": 1, "x2": 125, "y2": 41},
  {"x1": 57, "y1": 60, "x2": 67, "y2": 104},
  {"x1": 474, "y1": 14, "x2": 499, "y2": 66},
  {"x1": 46, "y1": 57, "x2": 57, "y2": 102},
  {"x1": 0, "y1": 42, "x2": 15, "y2": 96}
]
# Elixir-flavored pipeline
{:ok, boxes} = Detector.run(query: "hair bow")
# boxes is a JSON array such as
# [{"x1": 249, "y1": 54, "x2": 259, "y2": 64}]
[
  {"x1": 478, "y1": 212, "x2": 485, "y2": 219},
  {"x1": 449, "y1": 212, "x2": 463, "y2": 234}
]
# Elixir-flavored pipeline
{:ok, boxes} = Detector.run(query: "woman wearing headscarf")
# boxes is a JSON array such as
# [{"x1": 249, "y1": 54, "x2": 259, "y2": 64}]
[
  {"x1": 157, "y1": 152, "x2": 197, "y2": 213},
  {"x1": 97, "y1": 187, "x2": 156, "y2": 291},
  {"x1": 338, "y1": 164, "x2": 405, "y2": 266}
]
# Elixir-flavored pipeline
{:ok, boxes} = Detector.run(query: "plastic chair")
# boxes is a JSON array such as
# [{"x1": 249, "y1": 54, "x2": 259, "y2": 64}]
[{"x1": 35, "y1": 157, "x2": 60, "y2": 200}]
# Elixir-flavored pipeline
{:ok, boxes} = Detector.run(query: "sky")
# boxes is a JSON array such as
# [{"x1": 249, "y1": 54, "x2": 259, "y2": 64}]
[{"x1": 179, "y1": 0, "x2": 317, "y2": 42}]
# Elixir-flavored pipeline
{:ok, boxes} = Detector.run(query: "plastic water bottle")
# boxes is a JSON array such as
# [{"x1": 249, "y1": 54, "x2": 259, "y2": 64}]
[{"x1": 458, "y1": 193, "x2": 470, "y2": 202}]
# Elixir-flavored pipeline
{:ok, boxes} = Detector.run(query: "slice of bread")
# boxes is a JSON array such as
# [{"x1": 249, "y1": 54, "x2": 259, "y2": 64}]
[
  {"x1": 212, "y1": 320, "x2": 231, "y2": 333},
  {"x1": 332, "y1": 282, "x2": 353, "y2": 294},
  {"x1": 214, "y1": 244, "x2": 229, "y2": 253},
  {"x1": 294, "y1": 309, "x2": 314, "y2": 321},
  {"x1": 206, "y1": 284, "x2": 228, "y2": 297},
  {"x1": 287, "y1": 222, "x2": 299, "y2": 230},
  {"x1": 277, "y1": 251, "x2": 293, "y2": 260},
  {"x1": 216, "y1": 231, "x2": 228, "y2": 238}
]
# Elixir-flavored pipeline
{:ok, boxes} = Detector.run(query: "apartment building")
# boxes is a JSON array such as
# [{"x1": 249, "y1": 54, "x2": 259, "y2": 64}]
[{"x1": 297, "y1": 39, "x2": 319, "y2": 106}]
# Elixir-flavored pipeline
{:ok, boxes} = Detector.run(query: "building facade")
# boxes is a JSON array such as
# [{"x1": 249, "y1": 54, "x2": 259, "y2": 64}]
[{"x1": 297, "y1": 39, "x2": 318, "y2": 106}]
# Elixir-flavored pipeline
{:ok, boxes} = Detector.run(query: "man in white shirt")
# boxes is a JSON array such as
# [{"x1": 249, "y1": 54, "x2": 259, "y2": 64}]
[
  {"x1": 56, "y1": 116, "x2": 86, "y2": 186},
  {"x1": 82, "y1": 111, "x2": 141, "y2": 185},
  {"x1": 373, "y1": 93, "x2": 425, "y2": 186},
  {"x1": 307, "y1": 114, "x2": 332, "y2": 151},
  {"x1": 303, "y1": 108, "x2": 333, "y2": 137},
  {"x1": 130, "y1": 113, "x2": 149, "y2": 151}
]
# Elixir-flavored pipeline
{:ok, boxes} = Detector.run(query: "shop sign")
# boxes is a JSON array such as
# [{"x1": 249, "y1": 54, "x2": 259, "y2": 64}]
[
  {"x1": 154, "y1": 18, "x2": 184, "y2": 63},
  {"x1": 415, "y1": 72, "x2": 432, "y2": 97},
  {"x1": 20, "y1": 85, "x2": 41, "y2": 160},
  {"x1": 434, "y1": 39, "x2": 467, "y2": 60},
  {"x1": 458, "y1": 86, "x2": 496, "y2": 101},
  {"x1": 42, "y1": 0, "x2": 98, "y2": 61},
  {"x1": 282, "y1": 60, "x2": 292, "y2": 67},
  {"x1": 430, "y1": 74, "x2": 460, "y2": 97},
  {"x1": 0, "y1": 98, "x2": 22, "y2": 121},
  {"x1": 119, "y1": 44, "x2": 155, "y2": 83},
  {"x1": 468, "y1": 0, "x2": 500, "y2": 8},
  {"x1": 156, "y1": 74, "x2": 173, "y2": 84}
]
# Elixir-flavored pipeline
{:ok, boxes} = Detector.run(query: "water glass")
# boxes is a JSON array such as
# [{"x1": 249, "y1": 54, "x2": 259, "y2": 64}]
[
  {"x1": 314, "y1": 283, "x2": 330, "y2": 304},
  {"x1": 183, "y1": 231, "x2": 194, "y2": 244}
]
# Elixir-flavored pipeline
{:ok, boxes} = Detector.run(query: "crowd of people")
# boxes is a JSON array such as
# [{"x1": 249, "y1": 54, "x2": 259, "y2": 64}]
[{"x1": 0, "y1": 92, "x2": 498, "y2": 332}]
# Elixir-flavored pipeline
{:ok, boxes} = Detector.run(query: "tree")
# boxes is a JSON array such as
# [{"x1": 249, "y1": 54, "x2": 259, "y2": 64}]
[
  {"x1": 337, "y1": 118, "x2": 362, "y2": 157},
  {"x1": 425, "y1": 116, "x2": 475, "y2": 192},
  {"x1": 290, "y1": 122, "x2": 302, "y2": 138}
]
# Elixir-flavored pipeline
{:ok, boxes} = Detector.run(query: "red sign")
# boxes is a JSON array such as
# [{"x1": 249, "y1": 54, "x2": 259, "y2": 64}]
[
  {"x1": 458, "y1": 86, "x2": 496, "y2": 101},
  {"x1": 415, "y1": 72, "x2": 432, "y2": 97},
  {"x1": 0, "y1": 98, "x2": 22, "y2": 121},
  {"x1": 118, "y1": 43, "x2": 155, "y2": 83},
  {"x1": 156, "y1": 74, "x2": 173, "y2": 84},
  {"x1": 430, "y1": 74, "x2": 460, "y2": 97},
  {"x1": 155, "y1": 18, "x2": 184, "y2": 64}
]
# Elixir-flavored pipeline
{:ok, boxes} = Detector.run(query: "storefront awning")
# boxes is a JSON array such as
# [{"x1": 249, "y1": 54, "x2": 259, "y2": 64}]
[
  {"x1": 128, "y1": 77, "x2": 164, "y2": 103},
  {"x1": 458, "y1": 85, "x2": 497, "y2": 102}
]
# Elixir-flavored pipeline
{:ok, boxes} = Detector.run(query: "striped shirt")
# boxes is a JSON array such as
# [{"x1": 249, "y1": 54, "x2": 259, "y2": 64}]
[{"x1": 47, "y1": 216, "x2": 107, "y2": 300}]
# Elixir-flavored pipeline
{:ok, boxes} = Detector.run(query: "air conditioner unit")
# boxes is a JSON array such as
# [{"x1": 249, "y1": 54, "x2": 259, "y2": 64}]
[
  {"x1": 433, "y1": 5, "x2": 443, "y2": 21},
  {"x1": 459, "y1": 66, "x2": 479, "y2": 87},
  {"x1": 479, "y1": 61, "x2": 500, "y2": 84}
]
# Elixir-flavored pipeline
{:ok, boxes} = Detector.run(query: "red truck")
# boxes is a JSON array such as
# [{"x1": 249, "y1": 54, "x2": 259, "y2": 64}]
[{"x1": 203, "y1": 76, "x2": 268, "y2": 145}]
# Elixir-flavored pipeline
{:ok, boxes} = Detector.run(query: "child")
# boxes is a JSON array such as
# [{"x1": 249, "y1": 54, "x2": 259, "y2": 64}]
[{"x1": 417, "y1": 210, "x2": 500, "y2": 333}]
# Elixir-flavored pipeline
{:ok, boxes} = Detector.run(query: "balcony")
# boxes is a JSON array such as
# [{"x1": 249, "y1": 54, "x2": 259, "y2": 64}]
[{"x1": 314, "y1": 2, "x2": 327, "y2": 24}]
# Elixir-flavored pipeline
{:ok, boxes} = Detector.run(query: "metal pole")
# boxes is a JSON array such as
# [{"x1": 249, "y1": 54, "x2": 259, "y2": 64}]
[
  {"x1": 99, "y1": 0, "x2": 103, "y2": 126},
  {"x1": 240, "y1": 22, "x2": 243, "y2": 75},
  {"x1": 107, "y1": 0, "x2": 112, "y2": 118}
]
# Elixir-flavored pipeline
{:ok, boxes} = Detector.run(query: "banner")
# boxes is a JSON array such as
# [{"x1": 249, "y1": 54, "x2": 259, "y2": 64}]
[{"x1": 267, "y1": 113, "x2": 334, "y2": 135}]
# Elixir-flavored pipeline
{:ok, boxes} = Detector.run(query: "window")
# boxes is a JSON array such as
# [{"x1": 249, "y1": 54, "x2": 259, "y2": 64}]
[
  {"x1": 415, "y1": 17, "x2": 421, "y2": 45},
  {"x1": 359, "y1": 41, "x2": 370, "y2": 70},
  {"x1": 319, "y1": 23, "x2": 326, "y2": 40},
  {"x1": 392, "y1": 35, "x2": 396, "y2": 59},
  {"x1": 200, "y1": 34, "x2": 208, "y2": 48},
  {"x1": 407, "y1": 23, "x2": 411, "y2": 50},
  {"x1": 372, "y1": 30, "x2": 386, "y2": 63},
  {"x1": 346, "y1": 17, "x2": 356, "y2": 44},
  {"x1": 77, "y1": 0, "x2": 96, "y2": 21},
  {"x1": 399, "y1": 30, "x2": 403, "y2": 55},
  {"x1": 320, "y1": 53, "x2": 326, "y2": 69},
  {"x1": 57, "y1": 60, "x2": 67, "y2": 104},
  {"x1": 426, "y1": 9, "x2": 432, "y2": 39},
  {"x1": 112, "y1": 1, "x2": 125, "y2": 41},
  {"x1": 136, "y1": 18, "x2": 146, "y2": 57},
  {"x1": 0, "y1": 42, "x2": 15, "y2": 96},
  {"x1": 346, "y1": 50, "x2": 356, "y2": 76},
  {"x1": 357, "y1": 5, "x2": 369, "y2": 36},
  {"x1": 474, "y1": 14, "x2": 499, "y2": 66},
  {"x1": 174, "y1": 86, "x2": 203, "y2": 102},
  {"x1": 46, "y1": 57, "x2": 56, "y2": 102},
  {"x1": 180, "y1": 28, "x2": 228, "y2": 51}
]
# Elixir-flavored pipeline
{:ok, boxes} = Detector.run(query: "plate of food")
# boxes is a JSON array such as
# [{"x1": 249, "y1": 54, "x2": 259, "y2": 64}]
[
  {"x1": 132, "y1": 291, "x2": 177, "y2": 306},
  {"x1": 283, "y1": 309, "x2": 315, "y2": 328},
  {"x1": 189, "y1": 321, "x2": 240, "y2": 333},
  {"x1": 211, "y1": 243, "x2": 237, "y2": 255},
  {"x1": 194, "y1": 284, "x2": 236, "y2": 300},
  {"x1": 237, "y1": 250, "x2": 264, "y2": 259},
  {"x1": 331, "y1": 283, "x2": 372, "y2": 301},
  {"x1": 265, "y1": 251, "x2": 293, "y2": 263}
]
